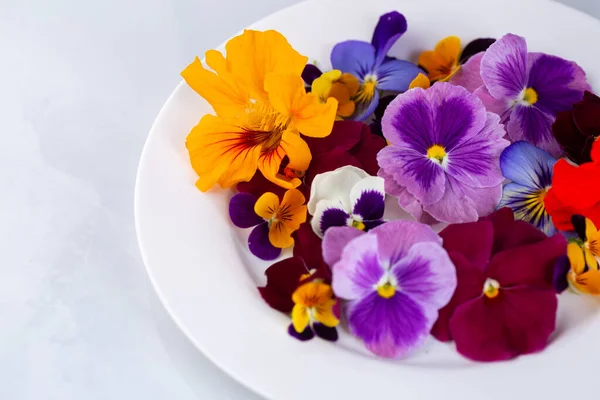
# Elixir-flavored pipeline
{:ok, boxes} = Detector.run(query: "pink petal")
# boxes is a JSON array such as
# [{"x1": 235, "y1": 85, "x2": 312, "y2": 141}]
[{"x1": 450, "y1": 52, "x2": 484, "y2": 93}]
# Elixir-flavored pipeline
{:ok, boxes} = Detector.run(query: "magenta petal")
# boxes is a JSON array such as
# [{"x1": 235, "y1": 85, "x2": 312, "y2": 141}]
[
  {"x1": 474, "y1": 86, "x2": 512, "y2": 123},
  {"x1": 347, "y1": 291, "x2": 430, "y2": 359},
  {"x1": 449, "y1": 288, "x2": 557, "y2": 362},
  {"x1": 487, "y1": 234, "x2": 567, "y2": 288},
  {"x1": 370, "y1": 220, "x2": 442, "y2": 264},
  {"x1": 480, "y1": 33, "x2": 528, "y2": 100},
  {"x1": 322, "y1": 226, "x2": 365, "y2": 267},
  {"x1": 507, "y1": 105, "x2": 562, "y2": 157},
  {"x1": 248, "y1": 223, "x2": 281, "y2": 261},
  {"x1": 229, "y1": 193, "x2": 263, "y2": 228},
  {"x1": 450, "y1": 52, "x2": 484, "y2": 93},
  {"x1": 440, "y1": 219, "x2": 494, "y2": 266}
]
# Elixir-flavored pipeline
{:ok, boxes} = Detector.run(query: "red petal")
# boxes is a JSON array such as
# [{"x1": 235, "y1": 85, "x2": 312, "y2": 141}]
[
  {"x1": 304, "y1": 150, "x2": 362, "y2": 186},
  {"x1": 292, "y1": 222, "x2": 332, "y2": 282},
  {"x1": 487, "y1": 234, "x2": 567, "y2": 288},
  {"x1": 431, "y1": 252, "x2": 486, "y2": 342},
  {"x1": 303, "y1": 120, "x2": 362, "y2": 155},
  {"x1": 440, "y1": 219, "x2": 494, "y2": 266},
  {"x1": 544, "y1": 188, "x2": 578, "y2": 231},
  {"x1": 237, "y1": 171, "x2": 287, "y2": 199},
  {"x1": 583, "y1": 90, "x2": 600, "y2": 105},
  {"x1": 449, "y1": 288, "x2": 557, "y2": 362},
  {"x1": 349, "y1": 124, "x2": 387, "y2": 176},
  {"x1": 258, "y1": 257, "x2": 308, "y2": 313},
  {"x1": 592, "y1": 138, "x2": 600, "y2": 163},
  {"x1": 552, "y1": 159, "x2": 600, "y2": 209}
]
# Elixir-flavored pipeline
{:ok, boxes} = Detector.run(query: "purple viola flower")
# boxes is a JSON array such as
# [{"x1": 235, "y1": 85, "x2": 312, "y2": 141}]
[
  {"x1": 377, "y1": 82, "x2": 510, "y2": 224},
  {"x1": 323, "y1": 221, "x2": 456, "y2": 358},
  {"x1": 331, "y1": 11, "x2": 422, "y2": 121},
  {"x1": 476, "y1": 33, "x2": 590, "y2": 156},
  {"x1": 307, "y1": 166, "x2": 385, "y2": 237}
]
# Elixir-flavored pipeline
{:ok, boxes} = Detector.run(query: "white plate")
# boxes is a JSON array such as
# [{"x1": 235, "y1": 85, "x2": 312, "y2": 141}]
[{"x1": 135, "y1": 0, "x2": 600, "y2": 398}]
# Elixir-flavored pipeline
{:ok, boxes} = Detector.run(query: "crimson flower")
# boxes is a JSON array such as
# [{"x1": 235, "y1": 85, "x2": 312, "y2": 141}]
[{"x1": 432, "y1": 208, "x2": 567, "y2": 362}]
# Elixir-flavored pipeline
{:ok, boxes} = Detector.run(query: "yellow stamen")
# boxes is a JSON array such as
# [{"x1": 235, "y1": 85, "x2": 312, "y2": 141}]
[
  {"x1": 483, "y1": 278, "x2": 500, "y2": 299},
  {"x1": 522, "y1": 88, "x2": 538, "y2": 105},
  {"x1": 352, "y1": 220, "x2": 366, "y2": 230},
  {"x1": 427, "y1": 144, "x2": 447, "y2": 164},
  {"x1": 377, "y1": 282, "x2": 396, "y2": 299},
  {"x1": 355, "y1": 75, "x2": 377, "y2": 103}
]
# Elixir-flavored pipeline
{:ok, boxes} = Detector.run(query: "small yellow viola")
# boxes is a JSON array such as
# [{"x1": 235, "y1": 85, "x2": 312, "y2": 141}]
[
  {"x1": 291, "y1": 281, "x2": 339, "y2": 334},
  {"x1": 418, "y1": 36, "x2": 462, "y2": 83},
  {"x1": 311, "y1": 69, "x2": 360, "y2": 119},
  {"x1": 566, "y1": 215, "x2": 600, "y2": 295},
  {"x1": 254, "y1": 188, "x2": 307, "y2": 248}
]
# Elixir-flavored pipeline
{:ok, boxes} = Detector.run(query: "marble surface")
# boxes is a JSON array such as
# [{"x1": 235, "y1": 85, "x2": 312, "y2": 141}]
[{"x1": 1, "y1": 0, "x2": 599, "y2": 399}]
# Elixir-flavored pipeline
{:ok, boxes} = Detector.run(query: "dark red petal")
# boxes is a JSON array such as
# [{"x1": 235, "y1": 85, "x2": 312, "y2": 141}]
[
  {"x1": 449, "y1": 288, "x2": 557, "y2": 362},
  {"x1": 431, "y1": 252, "x2": 486, "y2": 342},
  {"x1": 583, "y1": 91, "x2": 600, "y2": 105},
  {"x1": 304, "y1": 150, "x2": 362, "y2": 186},
  {"x1": 303, "y1": 120, "x2": 362, "y2": 155},
  {"x1": 487, "y1": 234, "x2": 567, "y2": 288},
  {"x1": 258, "y1": 257, "x2": 308, "y2": 313},
  {"x1": 350, "y1": 124, "x2": 387, "y2": 176},
  {"x1": 236, "y1": 172, "x2": 287, "y2": 199},
  {"x1": 292, "y1": 222, "x2": 332, "y2": 282},
  {"x1": 552, "y1": 110, "x2": 589, "y2": 164},
  {"x1": 439, "y1": 219, "x2": 494, "y2": 266},
  {"x1": 482, "y1": 208, "x2": 514, "y2": 253},
  {"x1": 485, "y1": 208, "x2": 546, "y2": 253},
  {"x1": 573, "y1": 102, "x2": 600, "y2": 139}
]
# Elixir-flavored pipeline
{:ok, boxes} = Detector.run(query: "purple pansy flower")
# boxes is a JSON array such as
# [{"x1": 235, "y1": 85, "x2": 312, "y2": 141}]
[
  {"x1": 323, "y1": 221, "x2": 456, "y2": 358},
  {"x1": 476, "y1": 33, "x2": 590, "y2": 156},
  {"x1": 331, "y1": 11, "x2": 422, "y2": 120},
  {"x1": 378, "y1": 82, "x2": 510, "y2": 224},
  {"x1": 307, "y1": 166, "x2": 385, "y2": 237}
]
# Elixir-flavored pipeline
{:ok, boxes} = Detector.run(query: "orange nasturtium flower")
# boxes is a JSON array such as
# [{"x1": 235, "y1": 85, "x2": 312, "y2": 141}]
[
  {"x1": 182, "y1": 30, "x2": 338, "y2": 192},
  {"x1": 418, "y1": 36, "x2": 462, "y2": 82}
]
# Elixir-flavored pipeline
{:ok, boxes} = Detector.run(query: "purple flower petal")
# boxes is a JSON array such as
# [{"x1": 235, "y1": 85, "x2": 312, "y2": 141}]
[
  {"x1": 381, "y1": 87, "x2": 432, "y2": 150},
  {"x1": 553, "y1": 255, "x2": 570, "y2": 293},
  {"x1": 302, "y1": 64, "x2": 323, "y2": 86},
  {"x1": 371, "y1": 11, "x2": 407, "y2": 65},
  {"x1": 507, "y1": 105, "x2": 561, "y2": 156},
  {"x1": 446, "y1": 112, "x2": 509, "y2": 188},
  {"x1": 331, "y1": 40, "x2": 375, "y2": 79},
  {"x1": 376, "y1": 58, "x2": 422, "y2": 92},
  {"x1": 347, "y1": 291, "x2": 430, "y2": 359},
  {"x1": 450, "y1": 52, "x2": 485, "y2": 93},
  {"x1": 322, "y1": 226, "x2": 365, "y2": 267},
  {"x1": 313, "y1": 323, "x2": 339, "y2": 342},
  {"x1": 474, "y1": 86, "x2": 512, "y2": 122},
  {"x1": 331, "y1": 233, "x2": 385, "y2": 300},
  {"x1": 527, "y1": 52, "x2": 590, "y2": 116},
  {"x1": 353, "y1": 88, "x2": 380, "y2": 121},
  {"x1": 353, "y1": 190, "x2": 385, "y2": 220},
  {"x1": 391, "y1": 242, "x2": 456, "y2": 309},
  {"x1": 320, "y1": 207, "x2": 350, "y2": 234},
  {"x1": 288, "y1": 324, "x2": 314, "y2": 341},
  {"x1": 370, "y1": 220, "x2": 441, "y2": 264},
  {"x1": 500, "y1": 141, "x2": 556, "y2": 188},
  {"x1": 377, "y1": 146, "x2": 446, "y2": 205},
  {"x1": 248, "y1": 223, "x2": 281, "y2": 261},
  {"x1": 480, "y1": 33, "x2": 528, "y2": 100},
  {"x1": 499, "y1": 182, "x2": 555, "y2": 236},
  {"x1": 229, "y1": 193, "x2": 263, "y2": 228},
  {"x1": 423, "y1": 175, "x2": 503, "y2": 224},
  {"x1": 378, "y1": 168, "x2": 427, "y2": 221}
]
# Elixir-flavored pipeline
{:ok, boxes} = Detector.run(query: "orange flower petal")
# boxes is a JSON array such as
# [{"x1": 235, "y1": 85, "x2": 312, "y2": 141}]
[
  {"x1": 568, "y1": 242, "x2": 586, "y2": 275},
  {"x1": 419, "y1": 36, "x2": 461, "y2": 81},
  {"x1": 264, "y1": 73, "x2": 307, "y2": 118},
  {"x1": 571, "y1": 270, "x2": 600, "y2": 295},
  {"x1": 257, "y1": 146, "x2": 300, "y2": 189},
  {"x1": 254, "y1": 192, "x2": 280, "y2": 220},
  {"x1": 181, "y1": 57, "x2": 249, "y2": 117},
  {"x1": 279, "y1": 130, "x2": 311, "y2": 172},
  {"x1": 294, "y1": 95, "x2": 337, "y2": 138},
  {"x1": 225, "y1": 30, "x2": 308, "y2": 103},
  {"x1": 339, "y1": 73, "x2": 360, "y2": 97},
  {"x1": 409, "y1": 73, "x2": 431, "y2": 89},
  {"x1": 269, "y1": 221, "x2": 295, "y2": 248}
]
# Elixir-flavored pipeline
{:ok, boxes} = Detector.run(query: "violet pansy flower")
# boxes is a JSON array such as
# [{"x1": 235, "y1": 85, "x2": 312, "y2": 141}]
[
  {"x1": 476, "y1": 33, "x2": 590, "y2": 156},
  {"x1": 331, "y1": 11, "x2": 422, "y2": 120},
  {"x1": 377, "y1": 82, "x2": 509, "y2": 224},
  {"x1": 323, "y1": 221, "x2": 456, "y2": 358},
  {"x1": 307, "y1": 166, "x2": 385, "y2": 238}
]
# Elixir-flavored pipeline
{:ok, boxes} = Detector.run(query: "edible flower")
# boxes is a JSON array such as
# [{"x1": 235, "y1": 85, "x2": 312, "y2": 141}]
[
  {"x1": 311, "y1": 69, "x2": 360, "y2": 118},
  {"x1": 545, "y1": 139, "x2": 600, "y2": 230},
  {"x1": 331, "y1": 11, "x2": 422, "y2": 120},
  {"x1": 182, "y1": 30, "x2": 337, "y2": 191},
  {"x1": 498, "y1": 141, "x2": 557, "y2": 235},
  {"x1": 554, "y1": 215, "x2": 600, "y2": 295},
  {"x1": 476, "y1": 33, "x2": 590, "y2": 156},
  {"x1": 323, "y1": 221, "x2": 456, "y2": 358},
  {"x1": 377, "y1": 82, "x2": 509, "y2": 224},
  {"x1": 289, "y1": 280, "x2": 339, "y2": 341},
  {"x1": 229, "y1": 189, "x2": 306, "y2": 260},
  {"x1": 553, "y1": 91, "x2": 600, "y2": 164},
  {"x1": 432, "y1": 208, "x2": 567, "y2": 361},
  {"x1": 307, "y1": 166, "x2": 385, "y2": 237}
]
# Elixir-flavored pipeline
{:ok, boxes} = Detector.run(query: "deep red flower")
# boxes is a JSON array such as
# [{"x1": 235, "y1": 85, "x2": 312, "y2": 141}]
[
  {"x1": 432, "y1": 208, "x2": 567, "y2": 362},
  {"x1": 552, "y1": 91, "x2": 600, "y2": 164},
  {"x1": 545, "y1": 139, "x2": 600, "y2": 230},
  {"x1": 258, "y1": 222, "x2": 331, "y2": 313},
  {"x1": 237, "y1": 121, "x2": 386, "y2": 199}
]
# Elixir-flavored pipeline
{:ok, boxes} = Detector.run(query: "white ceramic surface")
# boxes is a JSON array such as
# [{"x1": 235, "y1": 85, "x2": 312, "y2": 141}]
[{"x1": 135, "y1": 0, "x2": 600, "y2": 399}]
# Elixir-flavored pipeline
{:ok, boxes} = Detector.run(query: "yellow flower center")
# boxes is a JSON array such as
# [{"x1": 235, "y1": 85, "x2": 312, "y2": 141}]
[
  {"x1": 521, "y1": 88, "x2": 538, "y2": 105},
  {"x1": 427, "y1": 144, "x2": 447, "y2": 164},
  {"x1": 377, "y1": 282, "x2": 396, "y2": 299},
  {"x1": 355, "y1": 74, "x2": 378, "y2": 103},
  {"x1": 246, "y1": 101, "x2": 291, "y2": 152},
  {"x1": 351, "y1": 220, "x2": 366, "y2": 230},
  {"x1": 483, "y1": 278, "x2": 500, "y2": 299}
]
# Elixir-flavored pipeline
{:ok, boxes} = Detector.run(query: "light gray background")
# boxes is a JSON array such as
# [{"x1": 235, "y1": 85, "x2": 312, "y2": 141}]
[{"x1": 1, "y1": 0, "x2": 599, "y2": 399}]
